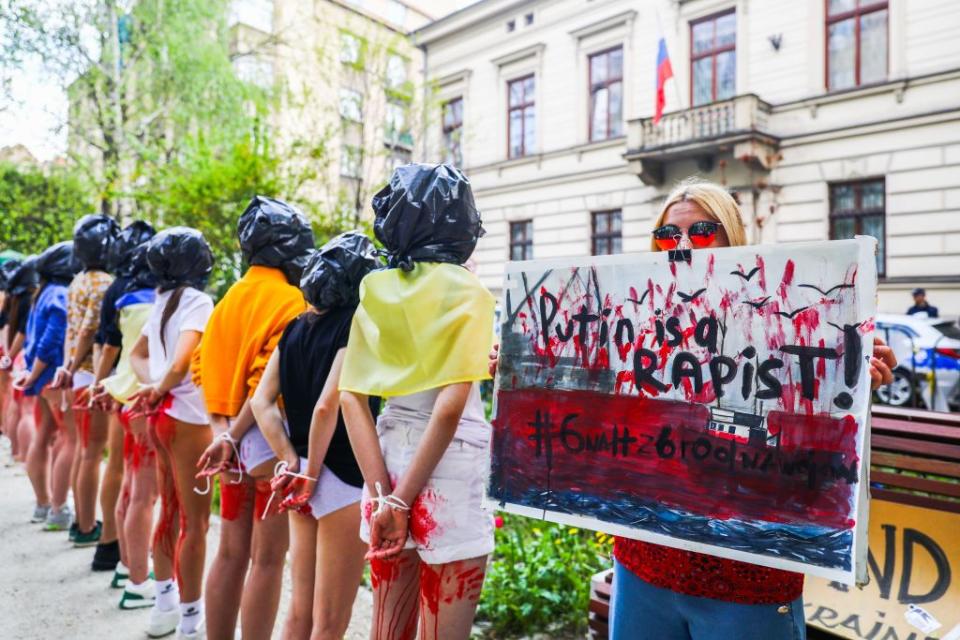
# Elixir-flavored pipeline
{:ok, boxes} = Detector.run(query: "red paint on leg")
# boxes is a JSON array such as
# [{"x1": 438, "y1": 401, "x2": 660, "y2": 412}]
[{"x1": 219, "y1": 478, "x2": 244, "y2": 521}]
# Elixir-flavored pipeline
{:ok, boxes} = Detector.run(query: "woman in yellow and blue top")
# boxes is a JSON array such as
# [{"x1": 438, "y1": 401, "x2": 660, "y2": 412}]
[{"x1": 341, "y1": 164, "x2": 496, "y2": 640}]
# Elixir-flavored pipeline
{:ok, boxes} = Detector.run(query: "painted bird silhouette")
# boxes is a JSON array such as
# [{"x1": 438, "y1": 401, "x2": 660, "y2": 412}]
[
  {"x1": 730, "y1": 266, "x2": 761, "y2": 281},
  {"x1": 827, "y1": 321, "x2": 863, "y2": 332},
  {"x1": 774, "y1": 306, "x2": 810, "y2": 319},
  {"x1": 799, "y1": 283, "x2": 854, "y2": 297},
  {"x1": 742, "y1": 296, "x2": 772, "y2": 309},
  {"x1": 678, "y1": 288, "x2": 707, "y2": 302},
  {"x1": 626, "y1": 289, "x2": 652, "y2": 305}
]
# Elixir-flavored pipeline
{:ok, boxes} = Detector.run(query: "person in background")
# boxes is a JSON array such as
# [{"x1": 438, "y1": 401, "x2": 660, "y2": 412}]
[
  {"x1": 194, "y1": 196, "x2": 314, "y2": 640},
  {"x1": 252, "y1": 232, "x2": 380, "y2": 640},
  {"x1": 906, "y1": 288, "x2": 939, "y2": 318},
  {"x1": 16, "y1": 241, "x2": 78, "y2": 530},
  {"x1": 128, "y1": 227, "x2": 215, "y2": 640},
  {"x1": 341, "y1": 164, "x2": 495, "y2": 640},
  {"x1": 0, "y1": 257, "x2": 36, "y2": 462},
  {"x1": 50, "y1": 214, "x2": 119, "y2": 549}
]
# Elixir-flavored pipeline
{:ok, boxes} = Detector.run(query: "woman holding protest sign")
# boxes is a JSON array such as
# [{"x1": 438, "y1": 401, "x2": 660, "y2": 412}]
[
  {"x1": 608, "y1": 179, "x2": 897, "y2": 640},
  {"x1": 484, "y1": 177, "x2": 898, "y2": 640}
]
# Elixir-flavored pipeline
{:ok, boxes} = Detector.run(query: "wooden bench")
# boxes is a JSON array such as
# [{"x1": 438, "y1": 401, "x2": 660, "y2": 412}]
[{"x1": 587, "y1": 405, "x2": 960, "y2": 638}]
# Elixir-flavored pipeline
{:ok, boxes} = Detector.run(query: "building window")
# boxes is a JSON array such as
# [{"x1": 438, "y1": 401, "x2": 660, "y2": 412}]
[
  {"x1": 338, "y1": 88, "x2": 363, "y2": 122},
  {"x1": 340, "y1": 145, "x2": 361, "y2": 178},
  {"x1": 340, "y1": 32, "x2": 361, "y2": 65},
  {"x1": 690, "y1": 10, "x2": 736, "y2": 106},
  {"x1": 506, "y1": 19, "x2": 516, "y2": 32},
  {"x1": 524, "y1": 13, "x2": 534, "y2": 26},
  {"x1": 443, "y1": 97, "x2": 463, "y2": 166},
  {"x1": 589, "y1": 47, "x2": 623, "y2": 141},
  {"x1": 386, "y1": 54, "x2": 407, "y2": 89},
  {"x1": 591, "y1": 210, "x2": 622, "y2": 255},
  {"x1": 829, "y1": 179, "x2": 885, "y2": 276},
  {"x1": 385, "y1": 101, "x2": 412, "y2": 147},
  {"x1": 826, "y1": 0, "x2": 887, "y2": 91},
  {"x1": 510, "y1": 220, "x2": 533, "y2": 260},
  {"x1": 507, "y1": 75, "x2": 535, "y2": 158}
]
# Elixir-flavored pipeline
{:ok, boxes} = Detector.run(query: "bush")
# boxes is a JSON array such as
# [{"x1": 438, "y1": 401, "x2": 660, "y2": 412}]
[{"x1": 477, "y1": 515, "x2": 613, "y2": 638}]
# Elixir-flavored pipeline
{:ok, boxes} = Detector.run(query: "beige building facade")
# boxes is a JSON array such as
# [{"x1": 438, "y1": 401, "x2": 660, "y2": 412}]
[
  {"x1": 414, "y1": 0, "x2": 960, "y2": 317},
  {"x1": 231, "y1": 0, "x2": 436, "y2": 217}
]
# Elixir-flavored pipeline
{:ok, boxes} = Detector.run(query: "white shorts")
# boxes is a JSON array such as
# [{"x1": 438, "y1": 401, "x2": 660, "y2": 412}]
[
  {"x1": 358, "y1": 414, "x2": 495, "y2": 565},
  {"x1": 299, "y1": 459, "x2": 362, "y2": 520},
  {"x1": 239, "y1": 424, "x2": 276, "y2": 473},
  {"x1": 73, "y1": 370, "x2": 95, "y2": 391}
]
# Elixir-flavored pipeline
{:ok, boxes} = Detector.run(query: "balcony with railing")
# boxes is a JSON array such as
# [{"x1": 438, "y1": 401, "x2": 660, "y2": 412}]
[{"x1": 624, "y1": 94, "x2": 779, "y2": 185}]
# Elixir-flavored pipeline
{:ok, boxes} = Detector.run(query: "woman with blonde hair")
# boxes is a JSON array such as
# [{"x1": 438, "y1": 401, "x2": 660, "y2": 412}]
[{"x1": 607, "y1": 177, "x2": 898, "y2": 640}]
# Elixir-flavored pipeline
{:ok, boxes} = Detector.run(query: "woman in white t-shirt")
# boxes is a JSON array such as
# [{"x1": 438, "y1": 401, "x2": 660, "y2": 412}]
[{"x1": 128, "y1": 228, "x2": 214, "y2": 640}]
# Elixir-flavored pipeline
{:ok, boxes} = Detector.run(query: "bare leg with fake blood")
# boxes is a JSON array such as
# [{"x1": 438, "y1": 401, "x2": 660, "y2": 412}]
[
  {"x1": 99, "y1": 411, "x2": 125, "y2": 548},
  {"x1": 240, "y1": 464, "x2": 289, "y2": 639},
  {"x1": 205, "y1": 475, "x2": 253, "y2": 639},
  {"x1": 118, "y1": 413, "x2": 157, "y2": 585}
]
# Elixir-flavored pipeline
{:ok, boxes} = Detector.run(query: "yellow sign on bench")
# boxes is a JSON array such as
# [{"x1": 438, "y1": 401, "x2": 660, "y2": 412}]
[{"x1": 805, "y1": 500, "x2": 960, "y2": 639}]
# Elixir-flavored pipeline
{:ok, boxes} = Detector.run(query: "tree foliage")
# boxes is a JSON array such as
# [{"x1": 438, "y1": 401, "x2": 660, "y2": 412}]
[{"x1": 0, "y1": 162, "x2": 93, "y2": 255}]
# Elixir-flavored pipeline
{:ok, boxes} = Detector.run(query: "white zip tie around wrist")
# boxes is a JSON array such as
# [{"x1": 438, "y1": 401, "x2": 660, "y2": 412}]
[
  {"x1": 193, "y1": 432, "x2": 245, "y2": 496},
  {"x1": 372, "y1": 481, "x2": 410, "y2": 517}
]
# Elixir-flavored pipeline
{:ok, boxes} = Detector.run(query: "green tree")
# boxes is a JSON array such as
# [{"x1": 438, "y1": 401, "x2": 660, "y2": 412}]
[
  {"x1": 0, "y1": 162, "x2": 93, "y2": 254},
  {"x1": 0, "y1": 0, "x2": 266, "y2": 216}
]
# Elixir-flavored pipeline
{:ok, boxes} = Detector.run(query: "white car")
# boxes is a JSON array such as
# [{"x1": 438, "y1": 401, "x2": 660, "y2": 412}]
[{"x1": 873, "y1": 314, "x2": 960, "y2": 411}]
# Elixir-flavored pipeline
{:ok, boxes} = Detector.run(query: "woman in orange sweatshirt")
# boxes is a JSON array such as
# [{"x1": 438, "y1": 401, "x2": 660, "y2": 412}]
[{"x1": 195, "y1": 196, "x2": 313, "y2": 640}]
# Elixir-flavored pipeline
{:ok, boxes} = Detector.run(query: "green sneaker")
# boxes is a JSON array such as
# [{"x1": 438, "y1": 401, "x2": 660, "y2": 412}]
[
  {"x1": 119, "y1": 578, "x2": 156, "y2": 610},
  {"x1": 73, "y1": 520, "x2": 102, "y2": 548},
  {"x1": 68, "y1": 522, "x2": 79, "y2": 542},
  {"x1": 111, "y1": 563, "x2": 130, "y2": 589}
]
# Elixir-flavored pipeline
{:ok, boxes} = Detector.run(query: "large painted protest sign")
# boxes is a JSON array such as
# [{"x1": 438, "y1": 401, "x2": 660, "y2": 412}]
[{"x1": 488, "y1": 237, "x2": 878, "y2": 583}]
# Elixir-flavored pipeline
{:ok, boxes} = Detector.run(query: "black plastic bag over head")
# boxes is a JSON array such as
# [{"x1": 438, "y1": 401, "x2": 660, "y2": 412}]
[
  {"x1": 107, "y1": 220, "x2": 156, "y2": 276},
  {"x1": 0, "y1": 258, "x2": 18, "y2": 290},
  {"x1": 5, "y1": 258, "x2": 39, "y2": 296},
  {"x1": 126, "y1": 244, "x2": 158, "y2": 292},
  {"x1": 371, "y1": 163, "x2": 484, "y2": 271},
  {"x1": 146, "y1": 227, "x2": 213, "y2": 291},
  {"x1": 35, "y1": 241, "x2": 79, "y2": 285},
  {"x1": 73, "y1": 214, "x2": 120, "y2": 270},
  {"x1": 299, "y1": 231, "x2": 378, "y2": 309},
  {"x1": 237, "y1": 196, "x2": 315, "y2": 284}
]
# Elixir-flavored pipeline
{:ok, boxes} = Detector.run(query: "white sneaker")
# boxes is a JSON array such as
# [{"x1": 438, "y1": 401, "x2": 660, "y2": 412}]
[
  {"x1": 119, "y1": 578, "x2": 156, "y2": 610},
  {"x1": 176, "y1": 617, "x2": 205, "y2": 639},
  {"x1": 147, "y1": 604, "x2": 180, "y2": 638}
]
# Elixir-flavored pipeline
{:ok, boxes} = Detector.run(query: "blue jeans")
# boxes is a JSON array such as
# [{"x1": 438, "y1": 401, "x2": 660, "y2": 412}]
[{"x1": 610, "y1": 559, "x2": 806, "y2": 640}]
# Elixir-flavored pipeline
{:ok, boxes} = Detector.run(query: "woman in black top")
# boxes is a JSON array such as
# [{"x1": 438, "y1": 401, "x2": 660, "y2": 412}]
[{"x1": 252, "y1": 231, "x2": 379, "y2": 640}]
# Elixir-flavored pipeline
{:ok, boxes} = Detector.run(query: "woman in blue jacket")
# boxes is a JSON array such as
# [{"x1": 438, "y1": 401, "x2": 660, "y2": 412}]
[{"x1": 16, "y1": 241, "x2": 78, "y2": 530}]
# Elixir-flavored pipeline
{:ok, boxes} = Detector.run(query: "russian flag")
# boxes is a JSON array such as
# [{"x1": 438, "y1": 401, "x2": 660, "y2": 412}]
[{"x1": 654, "y1": 37, "x2": 674, "y2": 124}]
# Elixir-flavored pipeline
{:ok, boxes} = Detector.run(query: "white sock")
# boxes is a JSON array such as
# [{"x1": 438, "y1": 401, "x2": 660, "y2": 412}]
[
  {"x1": 115, "y1": 561, "x2": 129, "y2": 575},
  {"x1": 179, "y1": 600, "x2": 203, "y2": 633},
  {"x1": 155, "y1": 578, "x2": 179, "y2": 611}
]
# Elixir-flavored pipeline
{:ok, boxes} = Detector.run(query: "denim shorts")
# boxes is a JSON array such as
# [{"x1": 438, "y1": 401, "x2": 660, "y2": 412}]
[{"x1": 610, "y1": 559, "x2": 806, "y2": 640}]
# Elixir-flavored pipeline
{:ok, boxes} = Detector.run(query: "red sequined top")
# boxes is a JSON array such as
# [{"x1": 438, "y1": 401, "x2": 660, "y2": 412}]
[{"x1": 613, "y1": 537, "x2": 804, "y2": 604}]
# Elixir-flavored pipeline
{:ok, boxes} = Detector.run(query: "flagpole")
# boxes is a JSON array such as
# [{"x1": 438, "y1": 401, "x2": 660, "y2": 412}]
[{"x1": 654, "y1": 4, "x2": 684, "y2": 113}]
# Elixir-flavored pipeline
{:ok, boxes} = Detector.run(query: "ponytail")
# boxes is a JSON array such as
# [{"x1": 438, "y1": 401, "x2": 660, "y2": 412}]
[{"x1": 159, "y1": 286, "x2": 187, "y2": 353}]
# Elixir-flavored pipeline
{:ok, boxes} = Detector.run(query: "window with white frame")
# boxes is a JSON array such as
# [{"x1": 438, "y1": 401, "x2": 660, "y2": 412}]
[
  {"x1": 589, "y1": 46, "x2": 623, "y2": 141},
  {"x1": 826, "y1": 0, "x2": 888, "y2": 90},
  {"x1": 507, "y1": 75, "x2": 535, "y2": 158},
  {"x1": 386, "y1": 54, "x2": 407, "y2": 89},
  {"x1": 443, "y1": 97, "x2": 463, "y2": 166},
  {"x1": 340, "y1": 32, "x2": 361, "y2": 65},
  {"x1": 339, "y1": 88, "x2": 363, "y2": 122},
  {"x1": 385, "y1": 102, "x2": 409, "y2": 145},
  {"x1": 340, "y1": 145, "x2": 361, "y2": 178}
]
